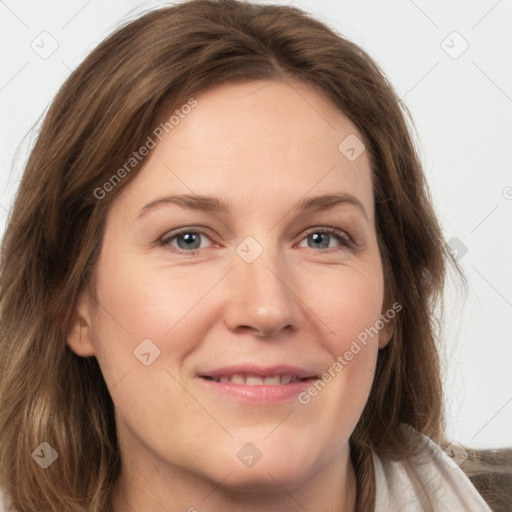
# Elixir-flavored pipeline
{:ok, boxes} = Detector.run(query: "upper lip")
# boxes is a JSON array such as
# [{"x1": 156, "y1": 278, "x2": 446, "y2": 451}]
[{"x1": 198, "y1": 364, "x2": 319, "y2": 379}]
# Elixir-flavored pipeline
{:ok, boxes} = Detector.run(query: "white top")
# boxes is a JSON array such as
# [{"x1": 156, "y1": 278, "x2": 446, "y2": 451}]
[{"x1": 373, "y1": 429, "x2": 492, "y2": 511}]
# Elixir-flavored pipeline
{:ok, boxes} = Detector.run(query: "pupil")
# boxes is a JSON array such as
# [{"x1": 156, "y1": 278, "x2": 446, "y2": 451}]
[
  {"x1": 178, "y1": 233, "x2": 199, "y2": 250},
  {"x1": 311, "y1": 233, "x2": 328, "y2": 248}
]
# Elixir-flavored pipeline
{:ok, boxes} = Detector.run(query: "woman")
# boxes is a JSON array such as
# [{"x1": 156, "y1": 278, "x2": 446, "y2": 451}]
[{"x1": 0, "y1": 1, "x2": 505, "y2": 510}]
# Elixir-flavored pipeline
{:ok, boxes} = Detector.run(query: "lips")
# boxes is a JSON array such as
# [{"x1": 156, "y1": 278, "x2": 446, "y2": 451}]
[{"x1": 197, "y1": 364, "x2": 319, "y2": 402}]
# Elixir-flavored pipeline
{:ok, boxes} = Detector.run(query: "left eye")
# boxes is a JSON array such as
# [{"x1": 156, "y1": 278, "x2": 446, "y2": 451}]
[{"x1": 297, "y1": 228, "x2": 352, "y2": 250}]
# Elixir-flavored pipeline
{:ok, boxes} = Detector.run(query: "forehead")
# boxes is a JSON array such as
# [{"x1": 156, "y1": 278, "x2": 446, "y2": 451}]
[{"x1": 116, "y1": 79, "x2": 374, "y2": 220}]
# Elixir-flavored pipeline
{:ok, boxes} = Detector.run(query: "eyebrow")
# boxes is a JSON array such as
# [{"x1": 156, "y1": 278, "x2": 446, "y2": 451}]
[{"x1": 136, "y1": 192, "x2": 368, "y2": 220}]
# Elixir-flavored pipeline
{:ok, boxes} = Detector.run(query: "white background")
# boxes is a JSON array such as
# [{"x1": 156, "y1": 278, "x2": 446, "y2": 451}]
[{"x1": 1, "y1": 0, "x2": 511, "y2": 449}]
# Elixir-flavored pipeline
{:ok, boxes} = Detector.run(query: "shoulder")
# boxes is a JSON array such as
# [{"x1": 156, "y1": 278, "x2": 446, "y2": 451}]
[{"x1": 372, "y1": 427, "x2": 494, "y2": 511}]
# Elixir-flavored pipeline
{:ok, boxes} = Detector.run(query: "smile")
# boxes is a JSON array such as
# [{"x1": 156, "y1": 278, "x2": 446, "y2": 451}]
[
  {"x1": 197, "y1": 365, "x2": 319, "y2": 402},
  {"x1": 202, "y1": 374, "x2": 311, "y2": 385}
]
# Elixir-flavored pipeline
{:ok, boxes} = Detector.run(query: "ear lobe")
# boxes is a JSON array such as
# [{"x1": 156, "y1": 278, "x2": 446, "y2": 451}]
[
  {"x1": 66, "y1": 293, "x2": 96, "y2": 357},
  {"x1": 378, "y1": 317, "x2": 394, "y2": 349},
  {"x1": 378, "y1": 300, "x2": 399, "y2": 349}
]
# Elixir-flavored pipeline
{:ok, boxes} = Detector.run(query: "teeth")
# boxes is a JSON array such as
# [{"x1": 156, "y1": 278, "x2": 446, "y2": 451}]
[
  {"x1": 231, "y1": 374, "x2": 245, "y2": 384},
  {"x1": 246, "y1": 376, "x2": 264, "y2": 386},
  {"x1": 208, "y1": 374, "x2": 307, "y2": 385}
]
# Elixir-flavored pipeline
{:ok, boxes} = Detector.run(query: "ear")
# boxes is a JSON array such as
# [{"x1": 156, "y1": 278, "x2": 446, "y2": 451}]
[
  {"x1": 378, "y1": 319, "x2": 393, "y2": 349},
  {"x1": 66, "y1": 290, "x2": 96, "y2": 357},
  {"x1": 378, "y1": 300, "x2": 400, "y2": 349}
]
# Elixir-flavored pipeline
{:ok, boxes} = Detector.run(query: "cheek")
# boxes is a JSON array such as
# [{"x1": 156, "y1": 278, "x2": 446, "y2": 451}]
[
  {"x1": 89, "y1": 256, "x2": 216, "y2": 456},
  {"x1": 91, "y1": 252, "x2": 218, "y2": 366},
  {"x1": 309, "y1": 262, "x2": 385, "y2": 351},
  {"x1": 298, "y1": 264, "x2": 384, "y2": 420}
]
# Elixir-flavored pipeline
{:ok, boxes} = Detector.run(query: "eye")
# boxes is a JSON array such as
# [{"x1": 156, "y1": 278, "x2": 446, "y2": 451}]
[
  {"x1": 159, "y1": 226, "x2": 354, "y2": 255},
  {"x1": 297, "y1": 228, "x2": 353, "y2": 251},
  {"x1": 159, "y1": 228, "x2": 215, "y2": 254}
]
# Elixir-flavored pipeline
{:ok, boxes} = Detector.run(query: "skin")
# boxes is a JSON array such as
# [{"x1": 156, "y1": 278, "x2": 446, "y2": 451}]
[{"x1": 67, "y1": 79, "x2": 393, "y2": 512}]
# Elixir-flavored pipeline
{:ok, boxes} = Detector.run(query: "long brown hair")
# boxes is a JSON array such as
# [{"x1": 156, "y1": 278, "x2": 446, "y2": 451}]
[{"x1": 0, "y1": 0, "x2": 473, "y2": 510}]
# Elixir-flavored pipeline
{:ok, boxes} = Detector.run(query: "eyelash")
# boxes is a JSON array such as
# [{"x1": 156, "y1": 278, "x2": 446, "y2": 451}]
[{"x1": 158, "y1": 227, "x2": 354, "y2": 255}]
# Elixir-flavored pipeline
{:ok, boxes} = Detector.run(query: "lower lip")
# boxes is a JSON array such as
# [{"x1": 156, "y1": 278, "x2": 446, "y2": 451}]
[{"x1": 198, "y1": 377, "x2": 316, "y2": 403}]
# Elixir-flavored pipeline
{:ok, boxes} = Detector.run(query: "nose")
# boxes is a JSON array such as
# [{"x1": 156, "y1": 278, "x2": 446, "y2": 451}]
[{"x1": 222, "y1": 242, "x2": 302, "y2": 339}]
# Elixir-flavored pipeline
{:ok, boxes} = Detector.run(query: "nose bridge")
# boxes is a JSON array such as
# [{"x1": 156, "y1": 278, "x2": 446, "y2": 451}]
[{"x1": 223, "y1": 235, "x2": 300, "y2": 337}]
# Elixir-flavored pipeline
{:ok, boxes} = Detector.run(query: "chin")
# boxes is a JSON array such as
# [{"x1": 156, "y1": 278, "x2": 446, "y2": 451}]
[
  {"x1": 220, "y1": 462, "x2": 315, "y2": 494},
  {"x1": 203, "y1": 439, "x2": 325, "y2": 493}
]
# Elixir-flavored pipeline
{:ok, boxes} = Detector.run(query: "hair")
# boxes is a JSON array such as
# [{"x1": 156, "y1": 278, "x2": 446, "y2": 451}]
[{"x1": 0, "y1": 0, "x2": 505, "y2": 511}]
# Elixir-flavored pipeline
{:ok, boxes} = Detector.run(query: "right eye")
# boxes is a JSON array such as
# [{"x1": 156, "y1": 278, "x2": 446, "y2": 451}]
[{"x1": 159, "y1": 228, "x2": 217, "y2": 255}]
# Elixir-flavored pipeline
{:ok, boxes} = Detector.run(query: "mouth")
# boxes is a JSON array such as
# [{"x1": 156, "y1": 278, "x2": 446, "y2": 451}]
[
  {"x1": 201, "y1": 374, "x2": 314, "y2": 385},
  {"x1": 197, "y1": 365, "x2": 319, "y2": 402}
]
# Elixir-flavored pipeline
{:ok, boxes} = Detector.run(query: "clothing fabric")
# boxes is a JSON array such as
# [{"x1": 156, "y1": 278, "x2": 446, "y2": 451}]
[{"x1": 373, "y1": 428, "x2": 492, "y2": 511}]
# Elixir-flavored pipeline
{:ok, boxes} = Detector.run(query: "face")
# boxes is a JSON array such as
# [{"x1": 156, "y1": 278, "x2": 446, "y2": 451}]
[{"x1": 68, "y1": 79, "x2": 393, "y2": 500}]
